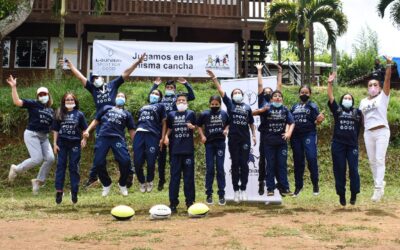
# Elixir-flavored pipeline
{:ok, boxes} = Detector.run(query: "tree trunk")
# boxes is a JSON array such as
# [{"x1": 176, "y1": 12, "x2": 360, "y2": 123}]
[
  {"x1": 298, "y1": 36, "x2": 305, "y2": 85},
  {"x1": 0, "y1": 0, "x2": 34, "y2": 40},
  {"x1": 0, "y1": 40, "x2": 4, "y2": 84},
  {"x1": 310, "y1": 25, "x2": 315, "y2": 85},
  {"x1": 305, "y1": 28, "x2": 311, "y2": 85},
  {"x1": 55, "y1": 15, "x2": 65, "y2": 81},
  {"x1": 331, "y1": 42, "x2": 337, "y2": 84}
]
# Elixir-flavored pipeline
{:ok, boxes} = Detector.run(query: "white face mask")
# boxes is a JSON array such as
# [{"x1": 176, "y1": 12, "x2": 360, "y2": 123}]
[
  {"x1": 232, "y1": 94, "x2": 243, "y2": 103},
  {"x1": 94, "y1": 77, "x2": 104, "y2": 88},
  {"x1": 65, "y1": 103, "x2": 76, "y2": 109},
  {"x1": 342, "y1": 99, "x2": 352, "y2": 109},
  {"x1": 38, "y1": 95, "x2": 49, "y2": 104},
  {"x1": 177, "y1": 103, "x2": 188, "y2": 112}
]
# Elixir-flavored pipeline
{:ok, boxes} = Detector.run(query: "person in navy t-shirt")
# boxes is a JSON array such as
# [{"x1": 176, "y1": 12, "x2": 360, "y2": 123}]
[
  {"x1": 327, "y1": 73, "x2": 362, "y2": 206},
  {"x1": 7, "y1": 75, "x2": 55, "y2": 195},
  {"x1": 134, "y1": 89, "x2": 167, "y2": 193},
  {"x1": 61, "y1": 54, "x2": 145, "y2": 188},
  {"x1": 164, "y1": 93, "x2": 196, "y2": 213},
  {"x1": 207, "y1": 70, "x2": 257, "y2": 203},
  {"x1": 290, "y1": 85, "x2": 325, "y2": 197},
  {"x1": 83, "y1": 92, "x2": 136, "y2": 197},
  {"x1": 52, "y1": 92, "x2": 88, "y2": 204},
  {"x1": 257, "y1": 90, "x2": 295, "y2": 197},
  {"x1": 149, "y1": 77, "x2": 196, "y2": 191},
  {"x1": 198, "y1": 95, "x2": 230, "y2": 206}
]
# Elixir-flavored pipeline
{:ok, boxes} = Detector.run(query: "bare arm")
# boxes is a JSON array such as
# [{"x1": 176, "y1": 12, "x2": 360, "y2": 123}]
[
  {"x1": 383, "y1": 55, "x2": 392, "y2": 96},
  {"x1": 255, "y1": 63, "x2": 264, "y2": 95},
  {"x1": 122, "y1": 53, "x2": 146, "y2": 80},
  {"x1": 129, "y1": 129, "x2": 136, "y2": 141},
  {"x1": 83, "y1": 119, "x2": 99, "y2": 138},
  {"x1": 327, "y1": 72, "x2": 336, "y2": 104},
  {"x1": 53, "y1": 131, "x2": 59, "y2": 155},
  {"x1": 276, "y1": 63, "x2": 283, "y2": 92},
  {"x1": 197, "y1": 127, "x2": 206, "y2": 144},
  {"x1": 282, "y1": 123, "x2": 295, "y2": 140},
  {"x1": 160, "y1": 119, "x2": 167, "y2": 149},
  {"x1": 60, "y1": 59, "x2": 87, "y2": 86},
  {"x1": 164, "y1": 128, "x2": 172, "y2": 146},
  {"x1": 252, "y1": 105, "x2": 269, "y2": 116},
  {"x1": 206, "y1": 70, "x2": 225, "y2": 97},
  {"x1": 250, "y1": 123, "x2": 257, "y2": 146},
  {"x1": 6, "y1": 75, "x2": 23, "y2": 107}
]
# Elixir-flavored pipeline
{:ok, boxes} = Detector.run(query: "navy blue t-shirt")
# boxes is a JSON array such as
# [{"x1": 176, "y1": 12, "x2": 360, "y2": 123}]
[
  {"x1": 85, "y1": 76, "x2": 124, "y2": 115},
  {"x1": 52, "y1": 109, "x2": 88, "y2": 142},
  {"x1": 291, "y1": 101, "x2": 319, "y2": 136},
  {"x1": 149, "y1": 82, "x2": 195, "y2": 114},
  {"x1": 22, "y1": 99, "x2": 54, "y2": 133},
  {"x1": 95, "y1": 105, "x2": 136, "y2": 140},
  {"x1": 136, "y1": 103, "x2": 166, "y2": 137},
  {"x1": 167, "y1": 110, "x2": 196, "y2": 155},
  {"x1": 197, "y1": 109, "x2": 230, "y2": 143},
  {"x1": 222, "y1": 93, "x2": 254, "y2": 140},
  {"x1": 328, "y1": 100, "x2": 362, "y2": 147},
  {"x1": 260, "y1": 106, "x2": 294, "y2": 145}
]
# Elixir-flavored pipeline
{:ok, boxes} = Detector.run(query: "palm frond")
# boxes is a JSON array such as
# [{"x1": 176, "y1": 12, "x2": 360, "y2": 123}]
[
  {"x1": 390, "y1": 1, "x2": 400, "y2": 27},
  {"x1": 377, "y1": 0, "x2": 394, "y2": 17}
]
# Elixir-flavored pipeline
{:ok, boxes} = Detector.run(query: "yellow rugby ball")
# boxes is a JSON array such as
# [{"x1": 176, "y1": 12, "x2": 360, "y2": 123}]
[
  {"x1": 187, "y1": 203, "x2": 209, "y2": 218},
  {"x1": 111, "y1": 205, "x2": 135, "y2": 220}
]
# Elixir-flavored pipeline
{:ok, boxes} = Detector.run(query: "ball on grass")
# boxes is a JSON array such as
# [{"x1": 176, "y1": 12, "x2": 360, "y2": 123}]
[
  {"x1": 187, "y1": 203, "x2": 209, "y2": 218},
  {"x1": 111, "y1": 205, "x2": 135, "y2": 220},
  {"x1": 149, "y1": 204, "x2": 171, "y2": 220}
]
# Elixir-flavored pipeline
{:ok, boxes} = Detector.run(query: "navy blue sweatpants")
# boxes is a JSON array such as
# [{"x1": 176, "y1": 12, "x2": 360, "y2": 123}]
[
  {"x1": 205, "y1": 140, "x2": 226, "y2": 198},
  {"x1": 228, "y1": 137, "x2": 250, "y2": 191},
  {"x1": 133, "y1": 131, "x2": 160, "y2": 184},
  {"x1": 94, "y1": 136, "x2": 131, "y2": 187},
  {"x1": 157, "y1": 144, "x2": 167, "y2": 184},
  {"x1": 291, "y1": 132, "x2": 319, "y2": 190},
  {"x1": 264, "y1": 143, "x2": 290, "y2": 192},
  {"x1": 169, "y1": 154, "x2": 195, "y2": 207},
  {"x1": 55, "y1": 139, "x2": 81, "y2": 193},
  {"x1": 258, "y1": 133, "x2": 266, "y2": 183},
  {"x1": 331, "y1": 141, "x2": 360, "y2": 196}
]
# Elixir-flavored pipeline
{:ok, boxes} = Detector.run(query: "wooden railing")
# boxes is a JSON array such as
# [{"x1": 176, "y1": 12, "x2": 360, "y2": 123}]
[{"x1": 32, "y1": 0, "x2": 271, "y2": 20}]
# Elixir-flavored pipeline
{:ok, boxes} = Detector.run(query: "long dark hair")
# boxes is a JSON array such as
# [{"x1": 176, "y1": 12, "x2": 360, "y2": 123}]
[
  {"x1": 56, "y1": 92, "x2": 79, "y2": 121},
  {"x1": 148, "y1": 89, "x2": 163, "y2": 103},
  {"x1": 209, "y1": 95, "x2": 222, "y2": 104}
]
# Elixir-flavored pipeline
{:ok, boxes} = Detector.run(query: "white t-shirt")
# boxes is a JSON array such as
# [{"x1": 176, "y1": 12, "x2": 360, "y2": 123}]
[{"x1": 359, "y1": 91, "x2": 389, "y2": 130}]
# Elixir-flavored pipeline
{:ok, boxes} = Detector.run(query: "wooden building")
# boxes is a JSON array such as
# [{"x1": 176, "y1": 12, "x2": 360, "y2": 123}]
[{"x1": 1, "y1": 0, "x2": 288, "y2": 83}]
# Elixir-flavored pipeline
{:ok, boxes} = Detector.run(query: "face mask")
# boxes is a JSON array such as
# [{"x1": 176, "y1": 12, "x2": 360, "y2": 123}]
[
  {"x1": 342, "y1": 99, "x2": 352, "y2": 109},
  {"x1": 38, "y1": 95, "x2": 49, "y2": 104},
  {"x1": 94, "y1": 77, "x2": 104, "y2": 88},
  {"x1": 271, "y1": 102, "x2": 282, "y2": 108},
  {"x1": 210, "y1": 107, "x2": 220, "y2": 113},
  {"x1": 149, "y1": 94, "x2": 160, "y2": 104},
  {"x1": 115, "y1": 97, "x2": 126, "y2": 106},
  {"x1": 299, "y1": 94, "x2": 309, "y2": 102},
  {"x1": 368, "y1": 86, "x2": 379, "y2": 97},
  {"x1": 65, "y1": 103, "x2": 76, "y2": 109},
  {"x1": 177, "y1": 103, "x2": 188, "y2": 112},
  {"x1": 165, "y1": 90, "x2": 175, "y2": 96},
  {"x1": 264, "y1": 93, "x2": 272, "y2": 102},
  {"x1": 232, "y1": 94, "x2": 243, "y2": 103}
]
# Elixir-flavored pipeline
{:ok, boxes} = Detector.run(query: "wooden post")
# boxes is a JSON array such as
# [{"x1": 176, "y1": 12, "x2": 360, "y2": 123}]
[
  {"x1": 76, "y1": 21, "x2": 83, "y2": 70},
  {"x1": 170, "y1": 24, "x2": 177, "y2": 42},
  {"x1": 242, "y1": 29, "x2": 250, "y2": 77},
  {"x1": 278, "y1": 40, "x2": 281, "y2": 64}
]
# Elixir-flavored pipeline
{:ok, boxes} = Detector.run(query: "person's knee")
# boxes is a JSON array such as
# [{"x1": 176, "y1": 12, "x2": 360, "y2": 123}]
[{"x1": 31, "y1": 155, "x2": 44, "y2": 165}]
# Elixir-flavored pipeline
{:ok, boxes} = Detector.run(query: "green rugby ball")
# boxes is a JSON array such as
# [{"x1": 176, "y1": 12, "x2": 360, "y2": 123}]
[
  {"x1": 111, "y1": 205, "x2": 135, "y2": 220},
  {"x1": 188, "y1": 203, "x2": 209, "y2": 218}
]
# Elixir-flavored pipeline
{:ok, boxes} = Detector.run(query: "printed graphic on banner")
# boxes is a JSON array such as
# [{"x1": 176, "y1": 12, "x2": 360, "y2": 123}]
[
  {"x1": 93, "y1": 40, "x2": 236, "y2": 77},
  {"x1": 221, "y1": 77, "x2": 281, "y2": 203}
]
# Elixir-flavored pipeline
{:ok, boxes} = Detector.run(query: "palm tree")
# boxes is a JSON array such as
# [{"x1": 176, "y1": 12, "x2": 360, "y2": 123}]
[{"x1": 378, "y1": 0, "x2": 400, "y2": 28}]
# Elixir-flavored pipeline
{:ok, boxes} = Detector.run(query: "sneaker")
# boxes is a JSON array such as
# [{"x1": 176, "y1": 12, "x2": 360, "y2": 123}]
[
  {"x1": 313, "y1": 185, "x2": 320, "y2": 196},
  {"x1": 293, "y1": 188, "x2": 302, "y2": 197},
  {"x1": 240, "y1": 190, "x2": 248, "y2": 201},
  {"x1": 55, "y1": 191, "x2": 63, "y2": 204},
  {"x1": 371, "y1": 188, "x2": 383, "y2": 202},
  {"x1": 267, "y1": 190, "x2": 274, "y2": 196},
  {"x1": 258, "y1": 181, "x2": 265, "y2": 196},
  {"x1": 280, "y1": 189, "x2": 293, "y2": 197},
  {"x1": 170, "y1": 205, "x2": 177, "y2": 214},
  {"x1": 233, "y1": 191, "x2": 240, "y2": 203},
  {"x1": 158, "y1": 180, "x2": 165, "y2": 191},
  {"x1": 102, "y1": 184, "x2": 112, "y2": 197},
  {"x1": 83, "y1": 177, "x2": 98, "y2": 189},
  {"x1": 218, "y1": 197, "x2": 226, "y2": 206},
  {"x1": 140, "y1": 183, "x2": 146, "y2": 193},
  {"x1": 31, "y1": 179, "x2": 41, "y2": 195},
  {"x1": 350, "y1": 193, "x2": 357, "y2": 205},
  {"x1": 206, "y1": 195, "x2": 213, "y2": 205},
  {"x1": 8, "y1": 164, "x2": 18, "y2": 182},
  {"x1": 339, "y1": 194, "x2": 346, "y2": 206},
  {"x1": 126, "y1": 174, "x2": 134, "y2": 189},
  {"x1": 71, "y1": 192, "x2": 78, "y2": 204},
  {"x1": 119, "y1": 185, "x2": 128, "y2": 196},
  {"x1": 146, "y1": 182, "x2": 154, "y2": 193}
]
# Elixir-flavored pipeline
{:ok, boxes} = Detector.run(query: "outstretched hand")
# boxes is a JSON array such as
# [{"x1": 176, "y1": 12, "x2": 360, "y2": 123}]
[
  {"x1": 383, "y1": 55, "x2": 393, "y2": 64},
  {"x1": 6, "y1": 75, "x2": 17, "y2": 88},
  {"x1": 255, "y1": 63, "x2": 263, "y2": 70},
  {"x1": 206, "y1": 69, "x2": 216, "y2": 79},
  {"x1": 138, "y1": 53, "x2": 146, "y2": 63},
  {"x1": 154, "y1": 77, "x2": 162, "y2": 85},
  {"x1": 327, "y1": 72, "x2": 336, "y2": 83},
  {"x1": 177, "y1": 77, "x2": 187, "y2": 84}
]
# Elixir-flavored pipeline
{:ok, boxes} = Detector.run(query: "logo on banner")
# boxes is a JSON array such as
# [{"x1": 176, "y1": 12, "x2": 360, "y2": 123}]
[
  {"x1": 248, "y1": 148, "x2": 259, "y2": 176},
  {"x1": 107, "y1": 48, "x2": 114, "y2": 57},
  {"x1": 205, "y1": 54, "x2": 230, "y2": 69},
  {"x1": 244, "y1": 90, "x2": 257, "y2": 106}
]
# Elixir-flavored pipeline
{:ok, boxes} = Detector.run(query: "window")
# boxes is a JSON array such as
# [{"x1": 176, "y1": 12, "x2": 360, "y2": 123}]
[
  {"x1": 2, "y1": 40, "x2": 10, "y2": 68},
  {"x1": 15, "y1": 38, "x2": 48, "y2": 68}
]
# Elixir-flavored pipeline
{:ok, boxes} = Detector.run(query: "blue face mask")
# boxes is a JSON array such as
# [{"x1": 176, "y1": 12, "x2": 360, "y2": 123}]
[
  {"x1": 342, "y1": 99, "x2": 353, "y2": 109},
  {"x1": 271, "y1": 102, "x2": 282, "y2": 108},
  {"x1": 115, "y1": 97, "x2": 126, "y2": 106},
  {"x1": 150, "y1": 94, "x2": 160, "y2": 104},
  {"x1": 165, "y1": 90, "x2": 175, "y2": 96}
]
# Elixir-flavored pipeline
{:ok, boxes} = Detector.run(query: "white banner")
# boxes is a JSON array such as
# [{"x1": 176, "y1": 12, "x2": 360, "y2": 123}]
[
  {"x1": 221, "y1": 77, "x2": 282, "y2": 204},
  {"x1": 93, "y1": 40, "x2": 236, "y2": 77}
]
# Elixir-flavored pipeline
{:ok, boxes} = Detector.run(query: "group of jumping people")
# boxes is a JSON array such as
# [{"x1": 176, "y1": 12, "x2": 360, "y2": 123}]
[{"x1": 6, "y1": 53, "x2": 393, "y2": 211}]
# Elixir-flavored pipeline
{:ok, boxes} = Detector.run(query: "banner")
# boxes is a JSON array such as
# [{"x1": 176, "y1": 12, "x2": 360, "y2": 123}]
[
  {"x1": 221, "y1": 77, "x2": 282, "y2": 204},
  {"x1": 93, "y1": 40, "x2": 236, "y2": 77}
]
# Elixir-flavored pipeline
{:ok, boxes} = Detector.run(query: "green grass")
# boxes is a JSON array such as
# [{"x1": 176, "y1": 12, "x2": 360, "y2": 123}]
[{"x1": 263, "y1": 225, "x2": 300, "y2": 237}]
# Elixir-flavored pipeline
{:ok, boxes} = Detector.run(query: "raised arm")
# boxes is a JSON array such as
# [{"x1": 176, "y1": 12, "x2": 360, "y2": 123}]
[
  {"x1": 327, "y1": 72, "x2": 336, "y2": 104},
  {"x1": 206, "y1": 70, "x2": 225, "y2": 97},
  {"x1": 60, "y1": 58, "x2": 87, "y2": 86},
  {"x1": 255, "y1": 63, "x2": 264, "y2": 95},
  {"x1": 122, "y1": 53, "x2": 146, "y2": 80},
  {"x1": 149, "y1": 77, "x2": 161, "y2": 95},
  {"x1": 177, "y1": 77, "x2": 196, "y2": 101},
  {"x1": 383, "y1": 55, "x2": 392, "y2": 96},
  {"x1": 252, "y1": 105, "x2": 269, "y2": 116},
  {"x1": 6, "y1": 75, "x2": 23, "y2": 107},
  {"x1": 276, "y1": 63, "x2": 283, "y2": 92}
]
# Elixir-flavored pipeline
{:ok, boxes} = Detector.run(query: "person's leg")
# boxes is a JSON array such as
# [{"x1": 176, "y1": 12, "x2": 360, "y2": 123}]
[
  {"x1": 291, "y1": 136, "x2": 305, "y2": 192},
  {"x1": 55, "y1": 140, "x2": 68, "y2": 192},
  {"x1": 364, "y1": 130, "x2": 377, "y2": 183},
  {"x1": 215, "y1": 141, "x2": 226, "y2": 199},
  {"x1": 93, "y1": 137, "x2": 112, "y2": 187},
  {"x1": 205, "y1": 142, "x2": 215, "y2": 198},
  {"x1": 238, "y1": 139, "x2": 250, "y2": 191},
  {"x1": 258, "y1": 137, "x2": 266, "y2": 195},
  {"x1": 36, "y1": 133, "x2": 55, "y2": 182},
  {"x1": 87, "y1": 124, "x2": 102, "y2": 181},
  {"x1": 228, "y1": 138, "x2": 240, "y2": 192},
  {"x1": 331, "y1": 141, "x2": 347, "y2": 205},
  {"x1": 347, "y1": 144, "x2": 360, "y2": 204},
  {"x1": 169, "y1": 154, "x2": 182, "y2": 209},
  {"x1": 144, "y1": 133, "x2": 159, "y2": 183},
  {"x1": 133, "y1": 132, "x2": 146, "y2": 184},
  {"x1": 15, "y1": 130, "x2": 44, "y2": 173},
  {"x1": 276, "y1": 143, "x2": 290, "y2": 191},
  {"x1": 264, "y1": 143, "x2": 276, "y2": 193},
  {"x1": 157, "y1": 145, "x2": 167, "y2": 190},
  {"x1": 304, "y1": 133, "x2": 319, "y2": 192},
  {"x1": 110, "y1": 139, "x2": 131, "y2": 187},
  {"x1": 374, "y1": 128, "x2": 390, "y2": 189},
  {"x1": 68, "y1": 143, "x2": 81, "y2": 195},
  {"x1": 182, "y1": 154, "x2": 195, "y2": 208}
]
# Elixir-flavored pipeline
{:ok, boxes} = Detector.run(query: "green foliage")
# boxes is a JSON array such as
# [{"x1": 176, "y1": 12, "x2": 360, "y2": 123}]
[
  {"x1": 271, "y1": 42, "x2": 299, "y2": 62},
  {"x1": 0, "y1": 0, "x2": 19, "y2": 20}
]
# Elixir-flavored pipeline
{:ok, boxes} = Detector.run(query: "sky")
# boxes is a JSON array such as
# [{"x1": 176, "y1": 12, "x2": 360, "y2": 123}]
[{"x1": 336, "y1": 0, "x2": 400, "y2": 56}]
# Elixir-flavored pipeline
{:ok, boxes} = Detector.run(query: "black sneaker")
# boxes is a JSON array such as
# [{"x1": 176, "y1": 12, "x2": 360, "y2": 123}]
[
  {"x1": 170, "y1": 205, "x2": 177, "y2": 214},
  {"x1": 71, "y1": 192, "x2": 78, "y2": 204},
  {"x1": 350, "y1": 193, "x2": 357, "y2": 205},
  {"x1": 158, "y1": 180, "x2": 165, "y2": 191},
  {"x1": 83, "y1": 177, "x2": 98, "y2": 189},
  {"x1": 218, "y1": 197, "x2": 226, "y2": 206},
  {"x1": 339, "y1": 194, "x2": 346, "y2": 206},
  {"x1": 313, "y1": 185, "x2": 319, "y2": 196},
  {"x1": 267, "y1": 190, "x2": 274, "y2": 196},
  {"x1": 258, "y1": 181, "x2": 265, "y2": 195},
  {"x1": 280, "y1": 189, "x2": 293, "y2": 197},
  {"x1": 206, "y1": 195, "x2": 213, "y2": 205},
  {"x1": 56, "y1": 192, "x2": 63, "y2": 204},
  {"x1": 293, "y1": 188, "x2": 302, "y2": 197},
  {"x1": 126, "y1": 174, "x2": 134, "y2": 189}
]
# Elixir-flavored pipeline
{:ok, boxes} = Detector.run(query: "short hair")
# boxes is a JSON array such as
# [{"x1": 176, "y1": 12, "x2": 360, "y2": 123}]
[
  {"x1": 176, "y1": 92, "x2": 188, "y2": 100},
  {"x1": 209, "y1": 95, "x2": 222, "y2": 104},
  {"x1": 230, "y1": 88, "x2": 244, "y2": 98},
  {"x1": 165, "y1": 80, "x2": 176, "y2": 89},
  {"x1": 299, "y1": 85, "x2": 312, "y2": 94}
]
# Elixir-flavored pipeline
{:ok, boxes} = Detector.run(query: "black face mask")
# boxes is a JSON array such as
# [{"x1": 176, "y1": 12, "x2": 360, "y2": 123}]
[
  {"x1": 264, "y1": 93, "x2": 272, "y2": 102},
  {"x1": 300, "y1": 94, "x2": 309, "y2": 102},
  {"x1": 210, "y1": 107, "x2": 220, "y2": 113}
]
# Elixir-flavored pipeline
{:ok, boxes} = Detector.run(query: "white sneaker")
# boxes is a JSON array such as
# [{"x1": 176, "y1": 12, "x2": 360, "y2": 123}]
[
  {"x1": 119, "y1": 185, "x2": 128, "y2": 196},
  {"x1": 240, "y1": 190, "x2": 248, "y2": 201},
  {"x1": 371, "y1": 188, "x2": 383, "y2": 202},
  {"x1": 234, "y1": 191, "x2": 240, "y2": 203},
  {"x1": 102, "y1": 184, "x2": 112, "y2": 197},
  {"x1": 140, "y1": 183, "x2": 146, "y2": 193},
  {"x1": 8, "y1": 164, "x2": 18, "y2": 182},
  {"x1": 31, "y1": 179, "x2": 40, "y2": 195},
  {"x1": 146, "y1": 182, "x2": 154, "y2": 193}
]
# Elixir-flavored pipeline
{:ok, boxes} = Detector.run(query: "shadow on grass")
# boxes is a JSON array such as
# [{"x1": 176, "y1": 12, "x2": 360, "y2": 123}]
[{"x1": 365, "y1": 208, "x2": 398, "y2": 218}]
